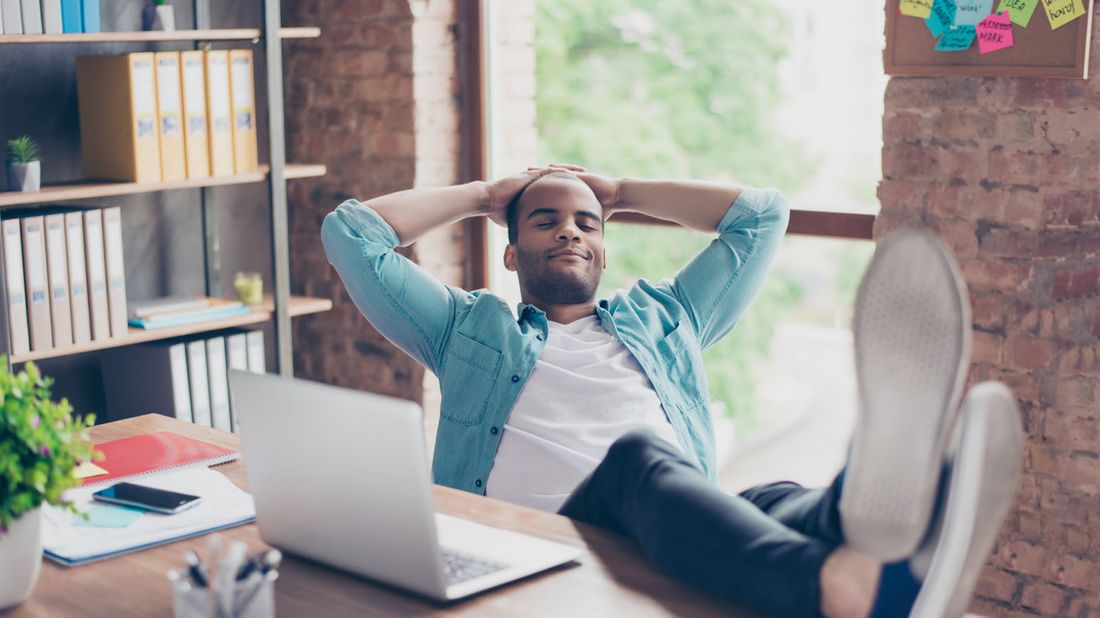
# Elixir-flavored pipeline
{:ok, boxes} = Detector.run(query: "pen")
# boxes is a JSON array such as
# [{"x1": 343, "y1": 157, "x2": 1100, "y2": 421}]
[{"x1": 184, "y1": 550, "x2": 209, "y2": 588}]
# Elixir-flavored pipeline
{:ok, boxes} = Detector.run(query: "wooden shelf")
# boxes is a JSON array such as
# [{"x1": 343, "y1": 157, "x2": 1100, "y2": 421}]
[
  {"x1": 0, "y1": 27, "x2": 320, "y2": 44},
  {"x1": 12, "y1": 295, "x2": 333, "y2": 363},
  {"x1": 0, "y1": 163, "x2": 327, "y2": 207}
]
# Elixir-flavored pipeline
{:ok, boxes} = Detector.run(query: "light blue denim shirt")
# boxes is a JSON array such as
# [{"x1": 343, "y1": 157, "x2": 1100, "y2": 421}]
[{"x1": 321, "y1": 187, "x2": 790, "y2": 496}]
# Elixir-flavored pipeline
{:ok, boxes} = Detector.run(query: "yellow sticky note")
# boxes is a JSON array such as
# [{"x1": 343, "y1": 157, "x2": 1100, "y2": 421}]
[
  {"x1": 73, "y1": 461, "x2": 109, "y2": 480},
  {"x1": 1042, "y1": 0, "x2": 1085, "y2": 29},
  {"x1": 900, "y1": 0, "x2": 936, "y2": 17}
]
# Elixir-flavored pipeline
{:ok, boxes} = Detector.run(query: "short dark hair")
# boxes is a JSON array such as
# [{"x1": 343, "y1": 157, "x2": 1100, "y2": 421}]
[{"x1": 505, "y1": 171, "x2": 588, "y2": 244}]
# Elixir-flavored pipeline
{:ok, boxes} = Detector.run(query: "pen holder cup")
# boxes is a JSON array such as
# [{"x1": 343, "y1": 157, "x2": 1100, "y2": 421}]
[{"x1": 170, "y1": 569, "x2": 276, "y2": 618}]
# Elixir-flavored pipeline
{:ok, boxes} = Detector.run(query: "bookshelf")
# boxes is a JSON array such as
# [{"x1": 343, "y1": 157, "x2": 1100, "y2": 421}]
[{"x1": 0, "y1": 2, "x2": 324, "y2": 388}]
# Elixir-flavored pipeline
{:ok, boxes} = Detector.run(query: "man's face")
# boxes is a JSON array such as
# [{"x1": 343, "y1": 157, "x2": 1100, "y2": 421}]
[{"x1": 504, "y1": 177, "x2": 606, "y2": 305}]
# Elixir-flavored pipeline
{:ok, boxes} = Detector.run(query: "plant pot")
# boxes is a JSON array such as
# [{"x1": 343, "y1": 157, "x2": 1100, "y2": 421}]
[
  {"x1": 0, "y1": 507, "x2": 44, "y2": 609},
  {"x1": 154, "y1": 5, "x2": 176, "y2": 31},
  {"x1": 6, "y1": 161, "x2": 40, "y2": 192}
]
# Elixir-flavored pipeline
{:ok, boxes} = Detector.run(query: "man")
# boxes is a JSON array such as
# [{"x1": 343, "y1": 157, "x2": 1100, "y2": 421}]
[{"x1": 321, "y1": 167, "x2": 1022, "y2": 617}]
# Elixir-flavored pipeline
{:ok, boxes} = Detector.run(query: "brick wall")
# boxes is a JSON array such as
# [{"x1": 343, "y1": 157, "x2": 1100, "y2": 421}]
[
  {"x1": 879, "y1": 12, "x2": 1100, "y2": 614},
  {"x1": 284, "y1": 0, "x2": 462, "y2": 404}
]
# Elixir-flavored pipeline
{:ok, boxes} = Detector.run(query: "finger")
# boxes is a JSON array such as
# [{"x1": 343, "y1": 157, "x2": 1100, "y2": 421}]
[{"x1": 549, "y1": 163, "x2": 587, "y2": 172}]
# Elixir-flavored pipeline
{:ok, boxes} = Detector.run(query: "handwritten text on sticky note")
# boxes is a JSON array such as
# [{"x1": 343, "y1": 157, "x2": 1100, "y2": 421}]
[
  {"x1": 956, "y1": 0, "x2": 995, "y2": 25},
  {"x1": 977, "y1": 12, "x2": 1014, "y2": 54},
  {"x1": 926, "y1": 0, "x2": 959, "y2": 37},
  {"x1": 901, "y1": 0, "x2": 936, "y2": 18},
  {"x1": 1042, "y1": 0, "x2": 1085, "y2": 29},
  {"x1": 935, "y1": 25, "x2": 978, "y2": 50},
  {"x1": 996, "y1": 0, "x2": 1040, "y2": 26}
]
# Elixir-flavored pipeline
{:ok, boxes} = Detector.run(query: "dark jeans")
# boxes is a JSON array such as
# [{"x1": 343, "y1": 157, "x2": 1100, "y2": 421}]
[{"x1": 558, "y1": 430, "x2": 847, "y2": 618}]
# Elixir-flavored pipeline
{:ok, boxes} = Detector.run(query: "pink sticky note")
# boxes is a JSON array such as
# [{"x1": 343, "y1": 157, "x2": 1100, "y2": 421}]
[{"x1": 976, "y1": 11, "x2": 1014, "y2": 55}]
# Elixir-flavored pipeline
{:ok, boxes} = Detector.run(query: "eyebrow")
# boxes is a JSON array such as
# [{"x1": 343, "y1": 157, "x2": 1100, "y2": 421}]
[{"x1": 526, "y1": 208, "x2": 603, "y2": 224}]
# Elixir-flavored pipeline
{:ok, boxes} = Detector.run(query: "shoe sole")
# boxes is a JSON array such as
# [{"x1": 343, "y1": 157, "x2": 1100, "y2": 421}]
[
  {"x1": 911, "y1": 382, "x2": 1024, "y2": 618},
  {"x1": 841, "y1": 229, "x2": 971, "y2": 561}
]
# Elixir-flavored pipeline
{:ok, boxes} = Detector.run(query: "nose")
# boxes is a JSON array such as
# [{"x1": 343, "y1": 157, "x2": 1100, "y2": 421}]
[{"x1": 557, "y1": 221, "x2": 581, "y2": 242}]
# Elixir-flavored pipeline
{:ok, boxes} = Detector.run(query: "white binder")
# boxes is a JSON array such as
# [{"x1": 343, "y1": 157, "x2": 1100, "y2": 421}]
[
  {"x1": 83, "y1": 209, "x2": 111, "y2": 342},
  {"x1": 102, "y1": 207, "x2": 128, "y2": 339},
  {"x1": 64, "y1": 212, "x2": 92, "y2": 345},
  {"x1": 186, "y1": 338, "x2": 212, "y2": 427},
  {"x1": 18, "y1": 0, "x2": 40, "y2": 33},
  {"x1": 2, "y1": 220, "x2": 30, "y2": 356},
  {"x1": 206, "y1": 337, "x2": 232, "y2": 432},
  {"x1": 40, "y1": 0, "x2": 62, "y2": 33},
  {"x1": 245, "y1": 330, "x2": 265, "y2": 374},
  {"x1": 1, "y1": 0, "x2": 22, "y2": 37},
  {"x1": 43, "y1": 213, "x2": 73, "y2": 348},
  {"x1": 225, "y1": 332, "x2": 248, "y2": 431},
  {"x1": 21, "y1": 216, "x2": 52, "y2": 351},
  {"x1": 100, "y1": 341, "x2": 193, "y2": 423}
]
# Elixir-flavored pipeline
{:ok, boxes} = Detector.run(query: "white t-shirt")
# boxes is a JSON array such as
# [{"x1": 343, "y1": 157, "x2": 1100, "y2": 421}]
[{"x1": 485, "y1": 315, "x2": 681, "y2": 512}]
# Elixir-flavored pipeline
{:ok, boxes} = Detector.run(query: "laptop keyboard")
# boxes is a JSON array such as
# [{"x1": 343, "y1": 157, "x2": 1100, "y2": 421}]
[{"x1": 442, "y1": 549, "x2": 509, "y2": 586}]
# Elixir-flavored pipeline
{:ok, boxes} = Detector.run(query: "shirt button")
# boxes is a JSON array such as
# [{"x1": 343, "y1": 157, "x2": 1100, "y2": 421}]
[
  {"x1": 511, "y1": 375, "x2": 520, "y2": 383},
  {"x1": 475, "y1": 479, "x2": 483, "y2": 488},
  {"x1": 536, "y1": 334, "x2": 544, "y2": 341},
  {"x1": 490, "y1": 426, "x2": 499, "y2": 435}
]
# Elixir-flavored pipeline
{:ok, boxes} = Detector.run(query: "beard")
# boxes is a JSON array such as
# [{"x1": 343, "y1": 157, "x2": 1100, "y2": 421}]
[{"x1": 516, "y1": 245, "x2": 602, "y2": 305}]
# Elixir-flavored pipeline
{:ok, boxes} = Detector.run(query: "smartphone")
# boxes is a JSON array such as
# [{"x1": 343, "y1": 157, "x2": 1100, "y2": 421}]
[{"x1": 92, "y1": 482, "x2": 202, "y2": 514}]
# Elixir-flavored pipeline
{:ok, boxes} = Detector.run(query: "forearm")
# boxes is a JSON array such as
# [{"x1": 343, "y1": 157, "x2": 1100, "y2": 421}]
[
  {"x1": 364, "y1": 181, "x2": 487, "y2": 246},
  {"x1": 614, "y1": 178, "x2": 743, "y2": 233}
]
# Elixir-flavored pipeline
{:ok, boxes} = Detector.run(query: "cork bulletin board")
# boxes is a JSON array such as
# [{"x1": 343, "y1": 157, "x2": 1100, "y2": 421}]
[{"x1": 885, "y1": 0, "x2": 1094, "y2": 78}]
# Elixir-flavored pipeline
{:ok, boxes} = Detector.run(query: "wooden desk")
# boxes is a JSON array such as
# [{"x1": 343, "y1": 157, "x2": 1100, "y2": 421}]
[{"x1": 6, "y1": 415, "x2": 753, "y2": 617}]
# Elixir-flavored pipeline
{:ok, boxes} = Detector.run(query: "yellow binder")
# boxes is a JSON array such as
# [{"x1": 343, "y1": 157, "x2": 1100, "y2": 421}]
[
  {"x1": 180, "y1": 50, "x2": 210, "y2": 179},
  {"x1": 228, "y1": 49, "x2": 259, "y2": 174},
  {"x1": 154, "y1": 51, "x2": 187, "y2": 181},
  {"x1": 76, "y1": 53, "x2": 162, "y2": 183},
  {"x1": 204, "y1": 50, "x2": 235, "y2": 176}
]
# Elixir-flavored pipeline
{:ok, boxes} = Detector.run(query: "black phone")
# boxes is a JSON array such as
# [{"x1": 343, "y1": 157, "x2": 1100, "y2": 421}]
[{"x1": 92, "y1": 482, "x2": 202, "y2": 514}]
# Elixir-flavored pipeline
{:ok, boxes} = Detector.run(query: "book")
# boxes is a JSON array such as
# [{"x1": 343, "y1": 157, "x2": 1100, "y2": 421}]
[
  {"x1": 19, "y1": 0, "x2": 40, "y2": 33},
  {"x1": 64, "y1": 211, "x2": 92, "y2": 345},
  {"x1": 21, "y1": 216, "x2": 52, "y2": 351},
  {"x1": 41, "y1": 0, "x2": 62, "y2": 33},
  {"x1": 203, "y1": 50, "x2": 234, "y2": 176},
  {"x1": 76, "y1": 54, "x2": 162, "y2": 183},
  {"x1": 83, "y1": 208, "x2": 111, "y2": 342},
  {"x1": 58, "y1": 0, "x2": 78, "y2": 32},
  {"x1": 77, "y1": 0, "x2": 95, "y2": 32},
  {"x1": 43, "y1": 213, "x2": 73, "y2": 348},
  {"x1": 228, "y1": 49, "x2": 258, "y2": 173},
  {"x1": 80, "y1": 431, "x2": 237, "y2": 487},
  {"x1": 179, "y1": 50, "x2": 211, "y2": 179},
  {"x1": 128, "y1": 295, "x2": 210, "y2": 320},
  {"x1": 154, "y1": 52, "x2": 187, "y2": 182},
  {"x1": 102, "y1": 207, "x2": 128, "y2": 338},
  {"x1": 2, "y1": 219, "x2": 31, "y2": 356},
  {"x1": 128, "y1": 300, "x2": 249, "y2": 330},
  {"x1": 100, "y1": 340, "x2": 192, "y2": 423},
  {"x1": 186, "y1": 339, "x2": 212, "y2": 427},
  {"x1": 45, "y1": 466, "x2": 254, "y2": 566},
  {"x1": 1, "y1": 0, "x2": 22, "y2": 34},
  {"x1": 206, "y1": 337, "x2": 232, "y2": 432}
]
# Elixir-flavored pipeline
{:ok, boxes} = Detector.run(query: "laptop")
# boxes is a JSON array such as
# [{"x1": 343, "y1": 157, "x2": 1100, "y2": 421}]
[{"x1": 227, "y1": 370, "x2": 583, "y2": 601}]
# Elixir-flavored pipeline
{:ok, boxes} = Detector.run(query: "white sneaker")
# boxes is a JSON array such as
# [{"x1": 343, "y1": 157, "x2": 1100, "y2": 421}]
[
  {"x1": 841, "y1": 229, "x2": 971, "y2": 561},
  {"x1": 908, "y1": 381, "x2": 1024, "y2": 618}
]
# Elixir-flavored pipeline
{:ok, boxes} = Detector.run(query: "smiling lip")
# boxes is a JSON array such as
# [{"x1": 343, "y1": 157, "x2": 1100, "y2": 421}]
[{"x1": 548, "y1": 249, "x2": 589, "y2": 260}]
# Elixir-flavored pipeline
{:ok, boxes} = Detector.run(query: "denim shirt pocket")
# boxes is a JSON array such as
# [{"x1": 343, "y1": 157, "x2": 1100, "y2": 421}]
[
  {"x1": 440, "y1": 332, "x2": 503, "y2": 426},
  {"x1": 654, "y1": 322, "x2": 706, "y2": 411}
]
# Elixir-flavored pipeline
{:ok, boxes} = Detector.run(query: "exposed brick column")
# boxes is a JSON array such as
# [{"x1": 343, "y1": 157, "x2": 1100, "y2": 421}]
[
  {"x1": 284, "y1": 0, "x2": 446, "y2": 403},
  {"x1": 879, "y1": 10, "x2": 1100, "y2": 614}
]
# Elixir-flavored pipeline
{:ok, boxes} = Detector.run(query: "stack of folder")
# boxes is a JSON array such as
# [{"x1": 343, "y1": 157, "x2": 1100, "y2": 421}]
[
  {"x1": 76, "y1": 50, "x2": 258, "y2": 183},
  {"x1": 1, "y1": 206, "x2": 126, "y2": 355},
  {"x1": 128, "y1": 295, "x2": 250, "y2": 330},
  {"x1": 0, "y1": 0, "x2": 98, "y2": 35},
  {"x1": 101, "y1": 330, "x2": 266, "y2": 432}
]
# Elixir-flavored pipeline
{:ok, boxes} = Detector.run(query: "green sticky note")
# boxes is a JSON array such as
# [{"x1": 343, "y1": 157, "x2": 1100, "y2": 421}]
[
  {"x1": 935, "y1": 25, "x2": 977, "y2": 51},
  {"x1": 74, "y1": 505, "x2": 145, "y2": 528},
  {"x1": 1041, "y1": 0, "x2": 1085, "y2": 29},
  {"x1": 900, "y1": 0, "x2": 936, "y2": 17},
  {"x1": 996, "y1": 0, "x2": 1040, "y2": 26}
]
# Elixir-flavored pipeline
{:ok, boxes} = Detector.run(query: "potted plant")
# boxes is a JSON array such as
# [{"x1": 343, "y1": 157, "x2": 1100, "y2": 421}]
[
  {"x1": 5, "y1": 136, "x2": 41, "y2": 193},
  {"x1": 0, "y1": 361, "x2": 95, "y2": 609},
  {"x1": 142, "y1": 0, "x2": 176, "y2": 32}
]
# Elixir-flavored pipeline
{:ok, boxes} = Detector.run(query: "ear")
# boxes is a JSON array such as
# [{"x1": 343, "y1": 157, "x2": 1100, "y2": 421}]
[{"x1": 503, "y1": 244, "x2": 518, "y2": 272}]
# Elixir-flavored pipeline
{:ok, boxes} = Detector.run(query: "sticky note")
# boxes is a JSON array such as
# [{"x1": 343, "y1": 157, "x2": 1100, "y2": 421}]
[
  {"x1": 73, "y1": 461, "x2": 109, "y2": 479},
  {"x1": 956, "y1": 0, "x2": 995, "y2": 25},
  {"x1": 901, "y1": 0, "x2": 936, "y2": 18},
  {"x1": 996, "y1": 0, "x2": 1040, "y2": 26},
  {"x1": 977, "y1": 12, "x2": 1015, "y2": 54},
  {"x1": 935, "y1": 25, "x2": 978, "y2": 50},
  {"x1": 74, "y1": 505, "x2": 145, "y2": 528},
  {"x1": 1041, "y1": 0, "x2": 1085, "y2": 29},
  {"x1": 926, "y1": 0, "x2": 959, "y2": 37}
]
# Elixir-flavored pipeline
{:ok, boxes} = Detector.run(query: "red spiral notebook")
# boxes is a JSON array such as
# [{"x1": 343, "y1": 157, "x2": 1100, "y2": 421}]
[{"x1": 80, "y1": 431, "x2": 239, "y2": 487}]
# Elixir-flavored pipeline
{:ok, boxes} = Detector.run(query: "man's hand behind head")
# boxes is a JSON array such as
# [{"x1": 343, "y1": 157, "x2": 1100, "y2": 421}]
[
  {"x1": 526, "y1": 164, "x2": 623, "y2": 216},
  {"x1": 483, "y1": 168, "x2": 562, "y2": 227}
]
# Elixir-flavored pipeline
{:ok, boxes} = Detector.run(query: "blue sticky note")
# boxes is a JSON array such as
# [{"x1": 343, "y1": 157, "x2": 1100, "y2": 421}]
[
  {"x1": 955, "y1": 0, "x2": 994, "y2": 25},
  {"x1": 926, "y1": 0, "x2": 958, "y2": 37},
  {"x1": 935, "y1": 25, "x2": 977, "y2": 50},
  {"x1": 74, "y1": 505, "x2": 145, "y2": 528}
]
